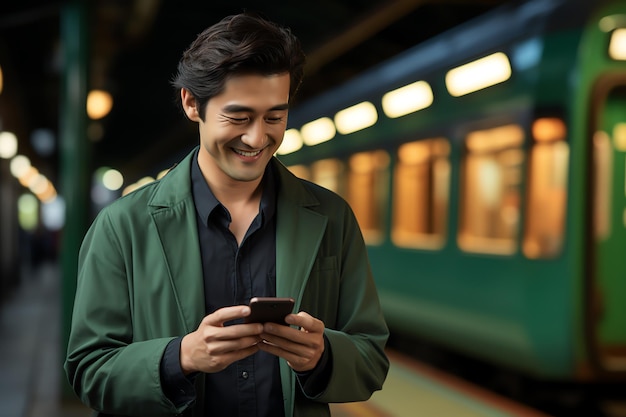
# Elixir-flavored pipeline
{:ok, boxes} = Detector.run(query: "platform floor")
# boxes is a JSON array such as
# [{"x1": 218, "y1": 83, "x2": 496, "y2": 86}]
[
  {"x1": 330, "y1": 351, "x2": 553, "y2": 417},
  {"x1": 0, "y1": 262, "x2": 90, "y2": 417},
  {"x1": 1, "y1": 261, "x2": 552, "y2": 417}
]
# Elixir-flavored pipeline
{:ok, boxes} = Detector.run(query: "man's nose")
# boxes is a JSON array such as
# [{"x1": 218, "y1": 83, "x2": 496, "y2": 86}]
[{"x1": 242, "y1": 119, "x2": 267, "y2": 148}]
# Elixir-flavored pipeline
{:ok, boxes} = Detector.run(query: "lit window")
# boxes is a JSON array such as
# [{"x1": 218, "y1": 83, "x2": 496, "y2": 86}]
[
  {"x1": 523, "y1": 118, "x2": 569, "y2": 258},
  {"x1": 609, "y1": 28, "x2": 626, "y2": 61},
  {"x1": 311, "y1": 158, "x2": 345, "y2": 195},
  {"x1": 392, "y1": 138, "x2": 450, "y2": 249},
  {"x1": 347, "y1": 150, "x2": 390, "y2": 245},
  {"x1": 286, "y1": 164, "x2": 311, "y2": 181},
  {"x1": 458, "y1": 124, "x2": 524, "y2": 254}
]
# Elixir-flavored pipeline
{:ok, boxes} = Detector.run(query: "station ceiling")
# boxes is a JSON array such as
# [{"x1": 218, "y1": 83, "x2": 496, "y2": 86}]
[{"x1": 0, "y1": 0, "x2": 502, "y2": 186}]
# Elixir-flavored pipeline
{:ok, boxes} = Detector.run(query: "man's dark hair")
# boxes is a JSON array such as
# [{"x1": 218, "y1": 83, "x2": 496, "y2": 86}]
[{"x1": 172, "y1": 13, "x2": 306, "y2": 120}]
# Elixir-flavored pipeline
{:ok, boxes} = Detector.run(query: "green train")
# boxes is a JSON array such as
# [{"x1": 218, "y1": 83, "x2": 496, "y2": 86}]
[{"x1": 277, "y1": 0, "x2": 626, "y2": 382}]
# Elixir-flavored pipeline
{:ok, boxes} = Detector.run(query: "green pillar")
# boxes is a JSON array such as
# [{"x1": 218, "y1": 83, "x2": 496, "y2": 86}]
[{"x1": 59, "y1": 0, "x2": 90, "y2": 400}]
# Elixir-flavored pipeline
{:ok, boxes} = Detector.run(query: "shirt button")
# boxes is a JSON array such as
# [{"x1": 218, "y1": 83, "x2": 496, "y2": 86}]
[{"x1": 242, "y1": 371, "x2": 249, "y2": 379}]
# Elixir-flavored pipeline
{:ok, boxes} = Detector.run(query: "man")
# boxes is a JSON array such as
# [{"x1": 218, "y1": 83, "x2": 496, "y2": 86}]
[{"x1": 65, "y1": 12, "x2": 389, "y2": 417}]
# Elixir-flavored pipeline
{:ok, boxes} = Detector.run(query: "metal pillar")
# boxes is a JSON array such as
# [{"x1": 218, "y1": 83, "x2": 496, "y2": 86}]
[{"x1": 59, "y1": 0, "x2": 90, "y2": 400}]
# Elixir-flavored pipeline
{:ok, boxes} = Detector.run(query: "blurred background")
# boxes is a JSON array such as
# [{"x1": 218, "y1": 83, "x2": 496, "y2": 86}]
[{"x1": 1, "y1": 0, "x2": 625, "y2": 416}]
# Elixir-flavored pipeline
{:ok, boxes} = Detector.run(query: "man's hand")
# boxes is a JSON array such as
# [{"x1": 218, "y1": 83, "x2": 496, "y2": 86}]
[
  {"x1": 256, "y1": 311, "x2": 325, "y2": 372},
  {"x1": 180, "y1": 306, "x2": 263, "y2": 375}
]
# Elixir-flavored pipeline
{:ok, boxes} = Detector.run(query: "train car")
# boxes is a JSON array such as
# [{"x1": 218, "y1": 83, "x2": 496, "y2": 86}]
[{"x1": 277, "y1": 0, "x2": 626, "y2": 382}]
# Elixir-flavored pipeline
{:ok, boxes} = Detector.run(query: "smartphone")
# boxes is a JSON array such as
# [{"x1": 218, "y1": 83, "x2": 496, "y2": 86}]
[{"x1": 245, "y1": 297, "x2": 295, "y2": 325}]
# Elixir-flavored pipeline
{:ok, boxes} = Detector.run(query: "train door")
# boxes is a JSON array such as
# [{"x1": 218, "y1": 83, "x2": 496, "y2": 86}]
[{"x1": 589, "y1": 75, "x2": 626, "y2": 374}]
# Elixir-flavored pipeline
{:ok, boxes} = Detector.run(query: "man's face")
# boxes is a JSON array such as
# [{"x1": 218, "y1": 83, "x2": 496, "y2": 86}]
[{"x1": 192, "y1": 73, "x2": 291, "y2": 185}]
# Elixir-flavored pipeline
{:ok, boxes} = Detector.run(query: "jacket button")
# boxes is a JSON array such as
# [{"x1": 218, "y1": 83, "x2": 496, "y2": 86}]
[{"x1": 242, "y1": 371, "x2": 249, "y2": 379}]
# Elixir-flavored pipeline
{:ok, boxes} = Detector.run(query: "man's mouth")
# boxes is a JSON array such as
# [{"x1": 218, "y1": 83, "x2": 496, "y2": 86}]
[{"x1": 233, "y1": 148, "x2": 263, "y2": 157}]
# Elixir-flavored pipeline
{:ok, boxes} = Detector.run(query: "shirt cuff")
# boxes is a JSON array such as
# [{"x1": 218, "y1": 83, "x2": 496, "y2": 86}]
[
  {"x1": 160, "y1": 337, "x2": 197, "y2": 407},
  {"x1": 295, "y1": 335, "x2": 332, "y2": 397}
]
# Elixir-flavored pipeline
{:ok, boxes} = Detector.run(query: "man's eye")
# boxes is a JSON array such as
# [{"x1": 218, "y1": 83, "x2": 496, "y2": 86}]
[
  {"x1": 228, "y1": 117, "x2": 249, "y2": 123},
  {"x1": 266, "y1": 117, "x2": 284, "y2": 124}
]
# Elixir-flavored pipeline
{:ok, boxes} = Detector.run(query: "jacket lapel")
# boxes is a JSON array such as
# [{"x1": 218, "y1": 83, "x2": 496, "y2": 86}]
[
  {"x1": 272, "y1": 159, "x2": 328, "y2": 417},
  {"x1": 273, "y1": 159, "x2": 328, "y2": 307},
  {"x1": 149, "y1": 151, "x2": 205, "y2": 333}
]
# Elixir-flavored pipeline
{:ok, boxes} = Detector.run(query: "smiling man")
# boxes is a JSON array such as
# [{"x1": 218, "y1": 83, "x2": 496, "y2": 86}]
[{"x1": 65, "y1": 13, "x2": 389, "y2": 417}]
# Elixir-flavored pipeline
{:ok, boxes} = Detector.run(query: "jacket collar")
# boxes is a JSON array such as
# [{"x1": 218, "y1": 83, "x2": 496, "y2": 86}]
[{"x1": 146, "y1": 147, "x2": 328, "y2": 324}]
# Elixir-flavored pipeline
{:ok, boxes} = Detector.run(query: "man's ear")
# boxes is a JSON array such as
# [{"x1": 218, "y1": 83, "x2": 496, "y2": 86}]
[{"x1": 181, "y1": 88, "x2": 201, "y2": 121}]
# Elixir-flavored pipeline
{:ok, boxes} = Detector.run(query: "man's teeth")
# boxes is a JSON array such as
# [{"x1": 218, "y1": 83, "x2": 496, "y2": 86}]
[{"x1": 234, "y1": 149, "x2": 262, "y2": 157}]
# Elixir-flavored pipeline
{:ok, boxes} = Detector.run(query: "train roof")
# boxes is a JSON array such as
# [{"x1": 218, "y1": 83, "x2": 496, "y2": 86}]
[{"x1": 288, "y1": 0, "x2": 601, "y2": 128}]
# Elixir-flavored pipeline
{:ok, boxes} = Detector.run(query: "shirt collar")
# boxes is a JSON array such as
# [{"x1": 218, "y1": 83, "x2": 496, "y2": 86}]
[{"x1": 191, "y1": 150, "x2": 277, "y2": 227}]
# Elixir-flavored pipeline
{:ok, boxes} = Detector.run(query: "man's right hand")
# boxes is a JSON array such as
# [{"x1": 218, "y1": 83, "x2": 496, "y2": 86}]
[{"x1": 180, "y1": 305, "x2": 263, "y2": 374}]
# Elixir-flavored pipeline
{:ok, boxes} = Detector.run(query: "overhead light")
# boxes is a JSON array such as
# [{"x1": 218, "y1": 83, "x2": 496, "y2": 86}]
[
  {"x1": 276, "y1": 128, "x2": 303, "y2": 155},
  {"x1": 102, "y1": 168, "x2": 124, "y2": 191},
  {"x1": 0, "y1": 131, "x2": 18, "y2": 159},
  {"x1": 87, "y1": 89, "x2": 113, "y2": 119},
  {"x1": 445, "y1": 52, "x2": 511, "y2": 97},
  {"x1": 301, "y1": 117, "x2": 336, "y2": 146},
  {"x1": 334, "y1": 101, "x2": 377, "y2": 134},
  {"x1": 382, "y1": 81, "x2": 433, "y2": 118},
  {"x1": 10, "y1": 155, "x2": 31, "y2": 178}
]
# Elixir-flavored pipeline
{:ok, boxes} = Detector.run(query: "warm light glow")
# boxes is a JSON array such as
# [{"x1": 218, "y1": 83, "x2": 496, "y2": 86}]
[
  {"x1": 28, "y1": 173, "x2": 49, "y2": 195},
  {"x1": 382, "y1": 81, "x2": 433, "y2": 118},
  {"x1": 532, "y1": 118, "x2": 567, "y2": 143},
  {"x1": 122, "y1": 176, "x2": 155, "y2": 196},
  {"x1": 334, "y1": 101, "x2": 377, "y2": 134},
  {"x1": 609, "y1": 28, "x2": 626, "y2": 60},
  {"x1": 446, "y1": 52, "x2": 512, "y2": 97},
  {"x1": 10, "y1": 155, "x2": 31, "y2": 178},
  {"x1": 276, "y1": 128, "x2": 303, "y2": 155},
  {"x1": 102, "y1": 168, "x2": 124, "y2": 191},
  {"x1": 87, "y1": 89, "x2": 113, "y2": 120},
  {"x1": 614, "y1": 123, "x2": 626, "y2": 151},
  {"x1": 0, "y1": 131, "x2": 18, "y2": 159},
  {"x1": 156, "y1": 169, "x2": 170, "y2": 180},
  {"x1": 122, "y1": 184, "x2": 139, "y2": 196},
  {"x1": 137, "y1": 176, "x2": 155, "y2": 187},
  {"x1": 37, "y1": 183, "x2": 58, "y2": 203},
  {"x1": 286, "y1": 164, "x2": 310, "y2": 180},
  {"x1": 466, "y1": 124, "x2": 524, "y2": 153},
  {"x1": 18, "y1": 166, "x2": 39, "y2": 187},
  {"x1": 301, "y1": 117, "x2": 336, "y2": 146}
]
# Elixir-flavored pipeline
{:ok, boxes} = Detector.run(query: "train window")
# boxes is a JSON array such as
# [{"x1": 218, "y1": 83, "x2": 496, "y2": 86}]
[
  {"x1": 458, "y1": 124, "x2": 524, "y2": 255},
  {"x1": 310, "y1": 158, "x2": 346, "y2": 196},
  {"x1": 286, "y1": 164, "x2": 311, "y2": 181},
  {"x1": 523, "y1": 118, "x2": 569, "y2": 258},
  {"x1": 391, "y1": 138, "x2": 450, "y2": 249},
  {"x1": 347, "y1": 150, "x2": 390, "y2": 245},
  {"x1": 608, "y1": 28, "x2": 626, "y2": 61}
]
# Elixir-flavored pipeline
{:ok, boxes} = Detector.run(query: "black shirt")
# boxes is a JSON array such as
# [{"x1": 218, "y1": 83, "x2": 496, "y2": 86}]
[
  {"x1": 160, "y1": 152, "x2": 332, "y2": 416},
  {"x1": 161, "y1": 152, "x2": 284, "y2": 417}
]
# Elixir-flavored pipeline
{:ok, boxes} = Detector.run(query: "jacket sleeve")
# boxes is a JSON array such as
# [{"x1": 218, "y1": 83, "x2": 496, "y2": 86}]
[{"x1": 63, "y1": 208, "x2": 189, "y2": 416}]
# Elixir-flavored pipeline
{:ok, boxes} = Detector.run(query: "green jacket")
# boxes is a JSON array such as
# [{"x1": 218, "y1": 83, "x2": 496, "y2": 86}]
[{"x1": 65, "y1": 148, "x2": 389, "y2": 417}]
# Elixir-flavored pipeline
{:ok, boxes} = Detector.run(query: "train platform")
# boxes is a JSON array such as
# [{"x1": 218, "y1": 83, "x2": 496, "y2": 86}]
[
  {"x1": 1, "y1": 261, "x2": 553, "y2": 417},
  {"x1": 0, "y1": 261, "x2": 90, "y2": 417},
  {"x1": 330, "y1": 350, "x2": 554, "y2": 417}
]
